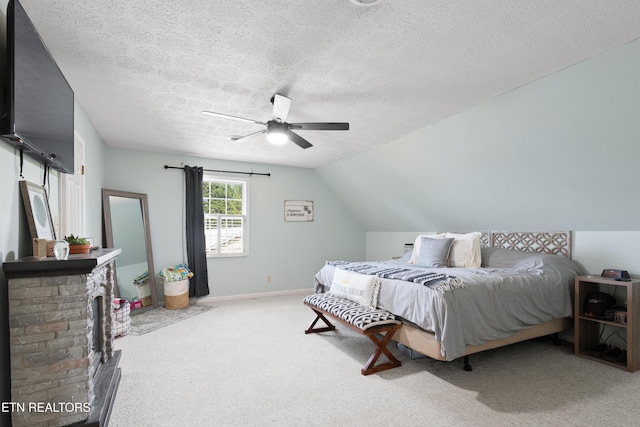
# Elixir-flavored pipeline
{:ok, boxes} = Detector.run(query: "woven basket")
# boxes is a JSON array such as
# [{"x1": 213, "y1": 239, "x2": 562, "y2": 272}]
[
  {"x1": 164, "y1": 279, "x2": 189, "y2": 310},
  {"x1": 140, "y1": 295, "x2": 153, "y2": 307},
  {"x1": 113, "y1": 299, "x2": 130, "y2": 337}
]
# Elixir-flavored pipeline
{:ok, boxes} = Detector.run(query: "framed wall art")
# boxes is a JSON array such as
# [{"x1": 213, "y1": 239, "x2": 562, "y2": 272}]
[
  {"x1": 19, "y1": 180, "x2": 56, "y2": 240},
  {"x1": 284, "y1": 200, "x2": 314, "y2": 222}
]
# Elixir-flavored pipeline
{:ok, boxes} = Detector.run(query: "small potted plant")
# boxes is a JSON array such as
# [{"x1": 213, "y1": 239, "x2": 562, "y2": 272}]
[{"x1": 64, "y1": 234, "x2": 91, "y2": 254}]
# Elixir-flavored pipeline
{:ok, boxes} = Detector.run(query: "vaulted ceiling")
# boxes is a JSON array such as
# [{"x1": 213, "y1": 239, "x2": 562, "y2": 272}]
[{"x1": 20, "y1": 0, "x2": 640, "y2": 168}]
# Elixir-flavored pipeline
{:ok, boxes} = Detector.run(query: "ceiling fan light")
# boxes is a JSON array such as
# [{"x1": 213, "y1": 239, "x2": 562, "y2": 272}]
[
  {"x1": 266, "y1": 131, "x2": 288, "y2": 145},
  {"x1": 266, "y1": 121, "x2": 289, "y2": 145}
]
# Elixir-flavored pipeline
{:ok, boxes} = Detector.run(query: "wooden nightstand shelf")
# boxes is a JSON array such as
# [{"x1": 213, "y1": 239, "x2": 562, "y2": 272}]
[{"x1": 574, "y1": 275, "x2": 640, "y2": 372}]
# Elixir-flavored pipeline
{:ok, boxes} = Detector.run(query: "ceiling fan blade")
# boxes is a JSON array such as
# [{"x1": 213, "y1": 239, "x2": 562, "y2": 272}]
[
  {"x1": 228, "y1": 129, "x2": 266, "y2": 142},
  {"x1": 271, "y1": 94, "x2": 291, "y2": 121},
  {"x1": 289, "y1": 122, "x2": 349, "y2": 131},
  {"x1": 201, "y1": 110, "x2": 266, "y2": 126},
  {"x1": 287, "y1": 130, "x2": 313, "y2": 149}
]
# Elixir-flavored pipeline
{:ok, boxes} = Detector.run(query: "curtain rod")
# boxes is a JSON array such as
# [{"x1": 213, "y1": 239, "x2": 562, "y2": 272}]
[{"x1": 163, "y1": 165, "x2": 271, "y2": 177}]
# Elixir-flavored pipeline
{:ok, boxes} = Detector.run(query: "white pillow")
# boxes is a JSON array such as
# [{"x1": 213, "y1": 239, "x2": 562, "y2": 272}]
[
  {"x1": 329, "y1": 268, "x2": 380, "y2": 309},
  {"x1": 439, "y1": 232, "x2": 482, "y2": 268},
  {"x1": 409, "y1": 232, "x2": 482, "y2": 268}
]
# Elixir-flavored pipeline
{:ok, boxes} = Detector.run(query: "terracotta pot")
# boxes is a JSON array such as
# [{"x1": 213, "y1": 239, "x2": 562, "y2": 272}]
[{"x1": 68, "y1": 244, "x2": 91, "y2": 254}]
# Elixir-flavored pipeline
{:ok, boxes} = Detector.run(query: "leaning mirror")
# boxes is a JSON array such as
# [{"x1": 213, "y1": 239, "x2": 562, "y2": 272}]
[{"x1": 102, "y1": 189, "x2": 158, "y2": 314}]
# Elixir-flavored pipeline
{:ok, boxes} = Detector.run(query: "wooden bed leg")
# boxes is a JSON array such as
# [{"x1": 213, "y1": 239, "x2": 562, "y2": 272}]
[
  {"x1": 305, "y1": 310, "x2": 336, "y2": 334},
  {"x1": 463, "y1": 355, "x2": 472, "y2": 371}
]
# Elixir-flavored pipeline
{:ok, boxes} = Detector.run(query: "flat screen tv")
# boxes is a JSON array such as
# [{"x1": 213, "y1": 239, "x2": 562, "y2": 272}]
[{"x1": 1, "y1": 0, "x2": 74, "y2": 174}]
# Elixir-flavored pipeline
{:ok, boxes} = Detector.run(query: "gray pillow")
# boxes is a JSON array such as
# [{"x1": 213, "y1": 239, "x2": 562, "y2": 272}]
[
  {"x1": 480, "y1": 247, "x2": 540, "y2": 268},
  {"x1": 414, "y1": 237, "x2": 454, "y2": 268}
]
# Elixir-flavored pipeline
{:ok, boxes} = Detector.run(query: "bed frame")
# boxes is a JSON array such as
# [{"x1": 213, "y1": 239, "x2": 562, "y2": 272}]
[{"x1": 392, "y1": 231, "x2": 573, "y2": 370}]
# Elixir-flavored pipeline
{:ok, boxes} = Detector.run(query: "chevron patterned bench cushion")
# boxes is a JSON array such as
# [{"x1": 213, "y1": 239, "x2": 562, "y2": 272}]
[{"x1": 304, "y1": 293, "x2": 401, "y2": 330}]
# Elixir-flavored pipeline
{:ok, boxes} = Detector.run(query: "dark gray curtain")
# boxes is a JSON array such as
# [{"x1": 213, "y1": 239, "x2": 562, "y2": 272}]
[{"x1": 184, "y1": 166, "x2": 210, "y2": 297}]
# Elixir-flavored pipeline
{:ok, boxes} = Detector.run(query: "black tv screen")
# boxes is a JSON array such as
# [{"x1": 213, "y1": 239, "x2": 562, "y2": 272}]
[{"x1": 1, "y1": 0, "x2": 74, "y2": 174}]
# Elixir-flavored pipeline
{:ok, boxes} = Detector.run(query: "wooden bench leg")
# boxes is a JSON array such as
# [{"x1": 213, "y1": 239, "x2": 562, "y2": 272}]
[
  {"x1": 303, "y1": 300, "x2": 402, "y2": 375},
  {"x1": 305, "y1": 309, "x2": 336, "y2": 334},
  {"x1": 362, "y1": 327, "x2": 402, "y2": 376}
]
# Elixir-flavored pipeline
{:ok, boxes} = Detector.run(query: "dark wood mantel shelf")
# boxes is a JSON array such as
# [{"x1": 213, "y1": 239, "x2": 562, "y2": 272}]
[{"x1": 2, "y1": 248, "x2": 122, "y2": 279}]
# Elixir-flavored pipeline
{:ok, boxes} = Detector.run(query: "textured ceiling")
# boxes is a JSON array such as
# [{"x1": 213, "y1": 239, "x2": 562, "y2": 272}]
[{"x1": 19, "y1": 0, "x2": 640, "y2": 168}]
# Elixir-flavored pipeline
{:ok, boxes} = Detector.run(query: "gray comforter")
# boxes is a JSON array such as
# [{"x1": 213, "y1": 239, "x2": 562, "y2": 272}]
[{"x1": 313, "y1": 247, "x2": 587, "y2": 361}]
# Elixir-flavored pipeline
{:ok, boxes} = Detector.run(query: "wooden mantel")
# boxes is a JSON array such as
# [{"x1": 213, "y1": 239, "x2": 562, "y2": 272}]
[{"x1": 2, "y1": 247, "x2": 121, "y2": 279}]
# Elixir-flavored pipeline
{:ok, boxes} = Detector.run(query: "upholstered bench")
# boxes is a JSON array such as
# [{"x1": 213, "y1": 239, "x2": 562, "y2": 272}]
[{"x1": 303, "y1": 293, "x2": 402, "y2": 375}]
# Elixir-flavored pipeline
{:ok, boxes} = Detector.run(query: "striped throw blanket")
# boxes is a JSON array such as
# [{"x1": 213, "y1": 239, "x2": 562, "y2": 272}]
[{"x1": 328, "y1": 261, "x2": 464, "y2": 292}]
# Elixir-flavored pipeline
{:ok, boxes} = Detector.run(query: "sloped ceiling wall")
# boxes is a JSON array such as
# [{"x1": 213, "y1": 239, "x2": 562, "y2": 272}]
[{"x1": 317, "y1": 38, "x2": 640, "y2": 232}]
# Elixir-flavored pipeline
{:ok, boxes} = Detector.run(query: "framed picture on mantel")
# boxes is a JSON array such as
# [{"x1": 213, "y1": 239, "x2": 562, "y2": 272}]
[{"x1": 19, "y1": 180, "x2": 56, "y2": 240}]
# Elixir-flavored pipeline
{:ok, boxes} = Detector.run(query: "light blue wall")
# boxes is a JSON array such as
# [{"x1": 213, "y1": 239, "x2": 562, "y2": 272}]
[
  {"x1": 75, "y1": 103, "x2": 107, "y2": 238},
  {"x1": 103, "y1": 147, "x2": 365, "y2": 298},
  {"x1": 318, "y1": 38, "x2": 640, "y2": 233}
]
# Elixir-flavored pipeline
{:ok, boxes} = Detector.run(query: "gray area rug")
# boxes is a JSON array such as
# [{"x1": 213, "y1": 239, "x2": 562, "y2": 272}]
[{"x1": 128, "y1": 303, "x2": 212, "y2": 335}]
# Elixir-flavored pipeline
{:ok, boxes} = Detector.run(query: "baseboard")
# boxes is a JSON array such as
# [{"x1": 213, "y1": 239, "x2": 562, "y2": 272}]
[{"x1": 198, "y1": 288, "x2": 311, "y2": 303}]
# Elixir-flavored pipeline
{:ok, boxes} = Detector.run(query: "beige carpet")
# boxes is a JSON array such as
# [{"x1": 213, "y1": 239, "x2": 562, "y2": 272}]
[{"x1": 111, "y1": 292, "x2": 640, "y2": 426}]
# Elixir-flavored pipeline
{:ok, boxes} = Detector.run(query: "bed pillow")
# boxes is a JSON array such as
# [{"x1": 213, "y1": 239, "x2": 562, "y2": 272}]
[
  {"x1": 329, "y1": 268, "x2": 380, "y2": 309},
  {"x1": 414, "y1": 236, "x2": 454, "y2": 268},
  {"x1": 409, "y1": 232, "x2": 482, "y2": 268},
  {"x1": 480, "y1": 247, "x2": 541, "y2": 268},
  {"x1": 408, "y1": 234, "x2": 439, "y2": 264},
  {"x1": 439, "y1": 232, "x2": 482, "y2": 268},
  {"x1": 480, "y1": 247, "x2": 588, "y2": 276}
]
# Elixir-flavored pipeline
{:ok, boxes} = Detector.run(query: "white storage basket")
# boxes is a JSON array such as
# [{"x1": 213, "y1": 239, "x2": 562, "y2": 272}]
[{"x1": 163, "y1": 279, "x2": 189, "y2": 310}]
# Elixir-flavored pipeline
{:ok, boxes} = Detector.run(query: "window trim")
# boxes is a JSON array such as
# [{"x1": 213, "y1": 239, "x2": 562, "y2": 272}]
[{"x1": 203, "y1": 174, "x2": 249, "y2": 258}]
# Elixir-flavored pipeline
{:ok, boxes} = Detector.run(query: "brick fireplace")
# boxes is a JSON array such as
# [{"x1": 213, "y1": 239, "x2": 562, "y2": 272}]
[{"x1": 3, "y1": 249, "x2": 122, "y2": 427}]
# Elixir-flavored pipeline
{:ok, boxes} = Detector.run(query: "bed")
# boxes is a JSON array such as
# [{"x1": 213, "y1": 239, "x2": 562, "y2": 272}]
[{"x1": 313, "y1": 231, "x2": 586, "y2": 367}]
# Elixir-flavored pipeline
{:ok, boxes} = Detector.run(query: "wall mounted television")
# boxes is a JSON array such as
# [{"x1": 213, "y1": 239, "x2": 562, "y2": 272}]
[{"x1": 1, "y1": 0, "x2": 74, "y2": 174}]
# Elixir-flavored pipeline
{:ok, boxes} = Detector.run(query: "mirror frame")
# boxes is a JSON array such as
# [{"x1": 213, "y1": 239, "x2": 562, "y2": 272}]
[{"x1": 102, "y1": 188, "x2": 158, "y2": 314}]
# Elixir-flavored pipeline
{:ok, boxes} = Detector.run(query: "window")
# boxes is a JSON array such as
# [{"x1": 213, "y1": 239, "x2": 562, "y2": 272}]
[{"x1": 202, "y1": 175, "x2": 248, "y2": 257}]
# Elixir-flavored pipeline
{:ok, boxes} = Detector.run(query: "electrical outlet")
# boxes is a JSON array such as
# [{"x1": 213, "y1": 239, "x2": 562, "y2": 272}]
[{"x1": 266, "y1": 275, "x2": 271, "y2": 283}]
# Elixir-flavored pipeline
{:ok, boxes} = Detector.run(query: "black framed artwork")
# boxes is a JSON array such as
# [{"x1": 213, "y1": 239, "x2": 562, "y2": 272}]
[{"x1": 19, "y1": 180, "x2": 56, "y2": 240}]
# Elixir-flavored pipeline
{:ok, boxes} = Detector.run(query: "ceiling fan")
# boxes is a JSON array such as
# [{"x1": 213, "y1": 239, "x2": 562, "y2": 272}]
[{"x1": 201, "y1": 94, "x2": 349, "y2": 149}]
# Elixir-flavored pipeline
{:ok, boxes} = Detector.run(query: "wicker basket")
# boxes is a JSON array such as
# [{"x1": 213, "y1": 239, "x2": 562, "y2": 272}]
[
  {"x1": 164, "y1": 279, "x2": 189, "y2": 310},
  {"x1": 113, "y1": 299, "x2": 130, "y2": 337}
]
